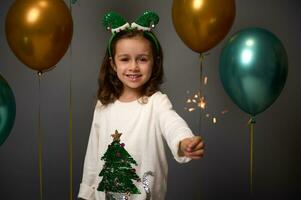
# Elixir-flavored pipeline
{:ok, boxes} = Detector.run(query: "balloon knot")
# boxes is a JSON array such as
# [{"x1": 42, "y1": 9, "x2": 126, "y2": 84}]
[{"x1": 248, "y1": 116, "x2": 256, "y2": 124}]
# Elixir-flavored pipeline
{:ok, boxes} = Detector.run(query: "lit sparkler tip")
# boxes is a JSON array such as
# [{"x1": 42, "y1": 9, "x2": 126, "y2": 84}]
[{"x1": 197, "y1": 97, "x2": 206, "y2": 109}]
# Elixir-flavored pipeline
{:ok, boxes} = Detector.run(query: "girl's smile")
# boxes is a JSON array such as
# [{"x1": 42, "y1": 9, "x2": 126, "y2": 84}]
[{"x1": 125, "y1": 73, "x2": 143, "y2": 82}]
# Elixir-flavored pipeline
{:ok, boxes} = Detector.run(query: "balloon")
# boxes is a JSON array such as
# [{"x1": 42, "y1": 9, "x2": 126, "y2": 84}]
[
  {"x1": 172, "y1": 0, "x2": 235, "y2": 53},
  {"x1": 219, "y1": 27, "x2": 288, "y2": 116},
  {"x1": 0, "y1": 74, "x2": 16, "y2": 146},
  {"x1": 5, "y1": 0, "x2": 73, "y2": 72}
]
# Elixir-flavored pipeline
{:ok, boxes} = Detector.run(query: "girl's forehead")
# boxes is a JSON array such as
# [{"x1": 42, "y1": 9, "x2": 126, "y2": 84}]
[{"x1": 115, "y1": 36, "x2": 153, "y2": 54}]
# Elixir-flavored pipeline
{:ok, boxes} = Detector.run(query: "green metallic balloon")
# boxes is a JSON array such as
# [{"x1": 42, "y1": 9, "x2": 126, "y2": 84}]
[
  {"x1": 0, "y1": 74, "x2": 16, "y2": 146},
  {"x1": 219, "y1": 27, "x2": 288, "y2": 116}
]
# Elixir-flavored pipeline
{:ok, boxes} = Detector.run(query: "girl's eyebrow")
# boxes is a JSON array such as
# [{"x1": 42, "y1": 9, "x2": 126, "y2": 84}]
[
  {"x1": 116, "y1": 53, "x2": 151, "y2": 57},
  {"x1": 116, "y1": 54, "x2": 129, "y2": 58}
]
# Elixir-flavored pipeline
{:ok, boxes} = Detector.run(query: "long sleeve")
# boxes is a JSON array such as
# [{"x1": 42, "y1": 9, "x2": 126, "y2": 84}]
[
  {"x1": 78, "y1": 102, "x2": 102, "y2": 200},
  {"x1": 155, "y1": 93, "x2": 194, "y2": 163}
]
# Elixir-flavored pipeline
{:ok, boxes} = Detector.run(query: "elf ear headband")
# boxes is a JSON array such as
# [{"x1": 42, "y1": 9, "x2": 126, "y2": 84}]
[{"x1": 102, "y1": 11, "x2": 160, "y2": 57}]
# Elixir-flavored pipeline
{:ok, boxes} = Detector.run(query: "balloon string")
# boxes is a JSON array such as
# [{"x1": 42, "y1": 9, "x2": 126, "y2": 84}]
[
  {"x1": 198, "y1": 54, "x2": 204, "y2": 133},
  {"x1": 199, "y1": 54, "x2": 205, "y2": 96},
  {"x1": 250, "y1": 123, "x2": 253, "y2": 194},
  {"x1": 37, "y1": 72, "x2": 44, "y2": 200},
  {"x1": 197, "y1": 53, "x2": 208, "y2": 199},
  {"x1": 68, "y1": 2, "x2": 74, "y2": 200},
  {"x1": 68, "y1": 48, "x2": 74, "y2": 200},
  {"x1": 248, "y1": 117, "x2": 256, "y2": 194},
  {"x1": 198, "y1": 53, "x2": 209, "y2": 133}
]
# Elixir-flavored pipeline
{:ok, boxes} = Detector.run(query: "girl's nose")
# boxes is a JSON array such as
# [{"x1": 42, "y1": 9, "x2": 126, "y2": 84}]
[{"x1": 129, "y1": 61, "x2": 139, "y2": 71}]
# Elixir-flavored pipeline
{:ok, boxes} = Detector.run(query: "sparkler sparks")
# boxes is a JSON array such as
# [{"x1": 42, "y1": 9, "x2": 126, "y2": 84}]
[{"x1": 184, "y1": 75, "x2": 229, "y2": 124}]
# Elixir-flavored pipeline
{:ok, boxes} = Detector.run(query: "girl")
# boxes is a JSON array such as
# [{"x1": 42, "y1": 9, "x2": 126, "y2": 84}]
[{"x1": 78, "y1": 11, "x2": 204, "y2": 200}]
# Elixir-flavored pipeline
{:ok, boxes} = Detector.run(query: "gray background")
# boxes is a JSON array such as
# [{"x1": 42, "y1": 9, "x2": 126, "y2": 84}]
[{"x1": 0, "y1": 0, "x2": 300, "y2": 199}]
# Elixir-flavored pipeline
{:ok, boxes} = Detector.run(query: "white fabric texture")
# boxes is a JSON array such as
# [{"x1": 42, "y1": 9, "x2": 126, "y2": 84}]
[{"x1": 78, "y1": 91, "x2": 194, "y2": 200}]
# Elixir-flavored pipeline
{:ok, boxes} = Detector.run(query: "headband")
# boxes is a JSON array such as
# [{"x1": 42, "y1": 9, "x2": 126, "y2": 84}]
[{"x1": 102, "y1": 11, "x2": 160, "y2": 57}]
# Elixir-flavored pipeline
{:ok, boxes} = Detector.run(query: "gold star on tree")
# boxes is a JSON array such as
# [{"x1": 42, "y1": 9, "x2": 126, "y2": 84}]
[{"x1": 111, "y1": 130, "x2": 122, "y2": 141}]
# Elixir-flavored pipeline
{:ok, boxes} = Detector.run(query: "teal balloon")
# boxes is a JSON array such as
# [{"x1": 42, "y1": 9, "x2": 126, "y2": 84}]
[
  {"x1": 219, "y1": 27, "x2": 288, "y2": 116},
  {"x1": 0, "y1": 74, "x2": 16, "y2": 146}
]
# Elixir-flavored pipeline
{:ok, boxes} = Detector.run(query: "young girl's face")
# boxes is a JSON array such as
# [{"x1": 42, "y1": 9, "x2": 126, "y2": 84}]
[{"x1": 111, "y1": 35, "x2": 154, "y2": 97}]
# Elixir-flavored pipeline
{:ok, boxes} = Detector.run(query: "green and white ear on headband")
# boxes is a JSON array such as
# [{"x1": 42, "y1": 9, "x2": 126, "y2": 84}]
[
  {"x1": 102, "y1": 11, "x2": 159, "y2": 33},
  {"x1": 102, "y1": 11, "x2": 160, "y2": 56},
  {"x1": 102, "y1": 12, "x2": 130, "y2": 34},
  {"x1": 131, "y1": 11, "x2": 159, "y2": 31}
]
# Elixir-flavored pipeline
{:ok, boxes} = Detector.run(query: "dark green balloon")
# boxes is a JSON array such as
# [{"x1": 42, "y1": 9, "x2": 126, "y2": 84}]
[
  {"x1": 0, "y1": 74, "x2": 16, "y2": 146},
  {"x1": 219, "y1": 27, "x2": 288, "y2": 116}
]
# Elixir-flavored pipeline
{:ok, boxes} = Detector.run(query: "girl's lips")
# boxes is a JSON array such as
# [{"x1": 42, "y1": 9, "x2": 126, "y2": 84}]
[{"x1": 125, "y1": 74, "x2": 142, "y2": 81}]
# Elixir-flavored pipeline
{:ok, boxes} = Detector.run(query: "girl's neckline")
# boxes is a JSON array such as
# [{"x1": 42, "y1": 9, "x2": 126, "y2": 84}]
[
  {"x1": 116, "y1": 98, "x2": 140, "y2": 104},
  {"x1": 117, "y1": 93, "x2": 141, "y2": 103},
  {"x1": 115, "y1": 91, "x2": 159, "y2": 104}
]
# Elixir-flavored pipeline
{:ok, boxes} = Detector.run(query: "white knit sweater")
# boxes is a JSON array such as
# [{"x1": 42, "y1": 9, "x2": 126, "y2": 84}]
[{"x1": 78, "y1": 91, "x2": 194, "y2": 200}]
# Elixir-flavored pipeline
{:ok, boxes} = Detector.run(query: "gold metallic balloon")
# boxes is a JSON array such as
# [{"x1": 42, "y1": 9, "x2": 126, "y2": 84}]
[
  {"x1": 5, "y1": 0, "x2": 73, "y2": 72},
  {"x1": 172, "y1": 0, "x2": 235, "y2": 53}
]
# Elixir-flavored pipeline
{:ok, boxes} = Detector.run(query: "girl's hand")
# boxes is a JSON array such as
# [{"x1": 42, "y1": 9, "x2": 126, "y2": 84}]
[{"x1": 178, "y1": 136, "x2": 204, "y2": 160}]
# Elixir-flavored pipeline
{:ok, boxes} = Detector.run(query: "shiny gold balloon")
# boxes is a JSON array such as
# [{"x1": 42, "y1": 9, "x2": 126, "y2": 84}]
[
  {"x1": 172, "y1": 0, "x2": 235, "y2": 53},
  {"x1": 5, "y1": 0, "x2": 73, "y2": 72}
]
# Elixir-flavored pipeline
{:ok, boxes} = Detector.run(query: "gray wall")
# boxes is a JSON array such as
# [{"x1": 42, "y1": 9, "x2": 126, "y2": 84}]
[{"x1": 0, "y1": 0, "x2": 300, "y2": 199}]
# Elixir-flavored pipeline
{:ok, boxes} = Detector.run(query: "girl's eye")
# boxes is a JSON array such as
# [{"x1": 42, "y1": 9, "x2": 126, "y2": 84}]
[
  {"x1": 120, "y1": 58, "x2": 129, "y2": 62},
  {"x1": 138, "y1": 57, "x2": 148, "y2": 62}
]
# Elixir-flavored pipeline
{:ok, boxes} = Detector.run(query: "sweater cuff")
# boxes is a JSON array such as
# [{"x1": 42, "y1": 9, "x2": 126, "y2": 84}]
[{"x1": 78, "y1": 183, "x2": 95, "y2": 200}]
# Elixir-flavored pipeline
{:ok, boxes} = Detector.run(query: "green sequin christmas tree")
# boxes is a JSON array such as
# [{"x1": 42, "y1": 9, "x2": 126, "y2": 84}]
[{"x1": 97, "y1": 130, "x2": 141, "y2": 195}]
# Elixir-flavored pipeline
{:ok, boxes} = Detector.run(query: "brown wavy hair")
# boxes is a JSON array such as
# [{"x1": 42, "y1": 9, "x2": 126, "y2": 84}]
[{"x1": 97, "y1": 30, "x2": 164, "y2": 105}]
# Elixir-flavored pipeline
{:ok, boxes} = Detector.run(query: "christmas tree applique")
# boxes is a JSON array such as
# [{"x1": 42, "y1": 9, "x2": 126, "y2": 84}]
[{"x1": 97, "y1": 130, "x2": 141, "y2": 195}]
